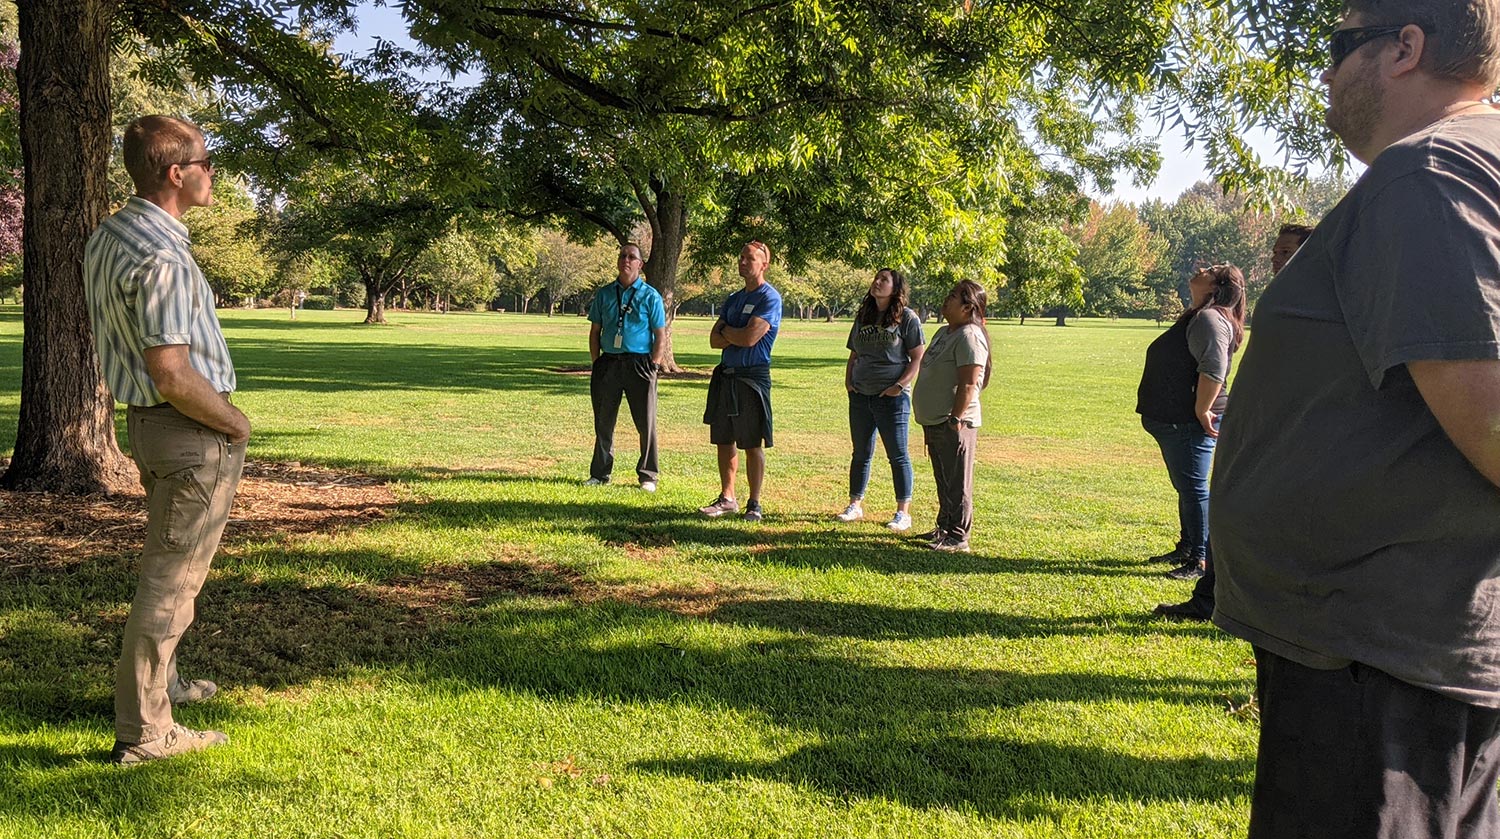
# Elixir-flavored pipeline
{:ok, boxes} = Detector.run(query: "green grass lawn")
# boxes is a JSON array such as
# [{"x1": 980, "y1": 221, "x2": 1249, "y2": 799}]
[{"x1": 0, "y1": 305, "x2": 1256, "y2": 838}]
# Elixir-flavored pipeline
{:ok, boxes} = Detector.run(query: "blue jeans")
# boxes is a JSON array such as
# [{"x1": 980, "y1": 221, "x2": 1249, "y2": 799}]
[
  {"x1": 849, "y1": 391, "x2": 913, "y2": 503},
  {"x1": 1141, "y1": 416, "x2": 1216, "y2": 560}
]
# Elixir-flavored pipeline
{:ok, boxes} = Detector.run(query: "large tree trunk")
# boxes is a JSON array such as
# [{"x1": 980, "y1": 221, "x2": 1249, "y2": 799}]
[
  {"x1": 2, "y1": 0, "x2": 134, "y2": 494},
  {"x1": 641, "y1": 187, "x2": 687, "y2": 372},
  {"x1": 363, "y1": 274, "x2": 386, "y2": 323}
]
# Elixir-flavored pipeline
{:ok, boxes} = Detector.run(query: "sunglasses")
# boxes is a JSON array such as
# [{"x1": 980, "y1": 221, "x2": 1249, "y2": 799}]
[
  {"x1": 166, "y1": 157, "x2": 215, "y2": 176},
  {"x1": 1328, "y1": 25, "x2": 1409, "y2": 69}
]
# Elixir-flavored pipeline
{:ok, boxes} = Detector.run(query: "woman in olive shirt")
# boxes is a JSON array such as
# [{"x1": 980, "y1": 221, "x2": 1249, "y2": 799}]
[{"x1": 911, "y1": 280, "x2": 992, "y2": 553}]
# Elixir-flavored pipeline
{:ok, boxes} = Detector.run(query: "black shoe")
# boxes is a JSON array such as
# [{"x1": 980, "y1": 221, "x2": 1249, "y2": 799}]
[
  {"x1": 1149, "y1": 547, "x2": 1191, "y2": 564},
  {"x1": 1165, "y1": 561, "x2": 1207, "y2": 581},
  {"x1": 912, "y1": 528, "x2": 944, "y2": 542},
  {"x1": 1153, "y1": 601, "x2": 1212, "y2": 622}
]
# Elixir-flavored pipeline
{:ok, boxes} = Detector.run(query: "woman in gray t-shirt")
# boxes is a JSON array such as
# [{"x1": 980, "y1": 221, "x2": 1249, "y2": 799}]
[
  {"x1": 837, "y1": 268, "x2": 925, "y2": 531},
  {"x1": 910, "y1": 280, "x2": 992, "y2": 553}
]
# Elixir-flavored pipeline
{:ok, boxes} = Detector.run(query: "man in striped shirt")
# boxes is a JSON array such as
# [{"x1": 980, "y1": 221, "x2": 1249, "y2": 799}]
[{"x1": 83, "y1": 115, "x2": 251, "y2": 765}]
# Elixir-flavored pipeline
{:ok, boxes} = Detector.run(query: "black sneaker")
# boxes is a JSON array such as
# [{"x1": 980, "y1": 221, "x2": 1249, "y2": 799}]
[
  {"x1": 912, "y1": 528, "x2": 944, "y2": 542},
  {"x1": 1165, "y1": 561, "x2": 1207, "y2": 581},
  {"x1": 1149, "y1": 547, "x2": 1191, "y2": 564},
  {"x1": 742, "y1": 501, "x2": 764, "y2": 522},
  {"x1": 931, "y1": 536, "x2": 971, "y2": 553},
  {"x1": 1152, "y1": 601, "x2": 1212, "y2": 622},
  {"x1": 698, "y1": 496, "x2": 738, "y2": 517}
]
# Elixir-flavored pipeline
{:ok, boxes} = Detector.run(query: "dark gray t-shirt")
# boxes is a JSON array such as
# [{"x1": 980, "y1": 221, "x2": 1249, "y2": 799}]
[
  {"x1": 1211, "y1": 113, "x2": 1500, "y2": 708},
  {"x1": 846, "y1": 308, "x2": 924, "y2": 395}
]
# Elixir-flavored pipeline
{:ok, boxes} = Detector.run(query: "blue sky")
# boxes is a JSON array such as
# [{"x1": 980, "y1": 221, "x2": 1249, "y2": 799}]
[{"x1": 334, "y1": 3, "x2": 1323, "y2": 204}]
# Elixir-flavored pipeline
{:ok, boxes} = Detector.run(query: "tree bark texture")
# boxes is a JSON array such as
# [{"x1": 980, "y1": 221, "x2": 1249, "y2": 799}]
[
  {"x1": 641, "y1": 188, "x2": 686, "y2": 372},
  {"x1": 2, "y1": 0, "x2": 135, "y2": 493},
  {"x1": 363, "y1": 278, "x2": 386, "y2": 323}
]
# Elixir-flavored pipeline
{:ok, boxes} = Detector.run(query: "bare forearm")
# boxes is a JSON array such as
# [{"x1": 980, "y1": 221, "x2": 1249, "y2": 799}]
[
  {"x1": 710, "y1": 320, "x2": 729, "y2": 349},
  {"x1": 589, "y1": 325, "x2": 601, "y2": 362},
  {"x1": 155, "y1": 368, "x2": 250, "y2": 443},
  {"x1": 897, "y1": 354, "x2": 922, "y2": 389},
  {"x1": 1195, "y1": 375, "x2": 1223, "y2": 418},
  {"x1": 949, "y1": 384, "x2": 977, "y2": 419},
  {"x1": 1410, "y1": 359, "x2": 1500, "y2": 487},
  {"x1": 650, "y1": 328, "x2": 667, "y2": 366}
]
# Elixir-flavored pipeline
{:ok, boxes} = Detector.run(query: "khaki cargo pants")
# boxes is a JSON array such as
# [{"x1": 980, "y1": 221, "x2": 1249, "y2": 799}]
[{"x1": 116, "y1": 403, "x2": 244, "y2": 743}]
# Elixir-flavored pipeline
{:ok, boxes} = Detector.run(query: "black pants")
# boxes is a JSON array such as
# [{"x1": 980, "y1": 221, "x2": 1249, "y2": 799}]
[
  {"x1": 590, "y1": 353, "x2": 658, "y2": 483},
  {"x1": 1250, "y1": 647, "x2": 1500, "y2": 839}
]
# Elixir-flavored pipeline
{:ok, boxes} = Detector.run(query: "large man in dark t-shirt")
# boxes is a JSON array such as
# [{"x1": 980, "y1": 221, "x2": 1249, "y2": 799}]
[{"x1": 1211, "y1": 2, "x2": 1500, "y2": 835}]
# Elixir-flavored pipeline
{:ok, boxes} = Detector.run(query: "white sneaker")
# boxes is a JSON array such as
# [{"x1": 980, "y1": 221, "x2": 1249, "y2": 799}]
[
  {"x1": 583, "y1": 477, "x2": 609, "y2": 486},
  {"x1": 835, "y1": 503, "x2": 864, "y2": 522},
  {"x1": 640, "y1": 481, "x2": 657, "y2": 493},
  {"x1": 886, "y1": 511, "x2": 912, "y2": 532}
]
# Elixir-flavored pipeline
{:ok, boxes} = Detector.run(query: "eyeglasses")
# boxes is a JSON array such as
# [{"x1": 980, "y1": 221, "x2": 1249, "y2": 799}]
[
  {"x1": 1329, "y1": 25, "x2": 1409, "y2": 69},
  {"x1": 168, "y1": 157, "x2": 215, "y2": 176},
  {"x1": 618, "y1": 253, "x2": 642, "y2": 262}
]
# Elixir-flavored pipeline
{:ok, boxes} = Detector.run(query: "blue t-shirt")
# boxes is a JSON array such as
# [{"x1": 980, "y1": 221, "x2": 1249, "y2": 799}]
[
  {"x1": 719, "y1": 282, "x2": 782, "y2": 368},
  {"x1": 588, "y1": 277, "x2": 666, "y2": 355}
]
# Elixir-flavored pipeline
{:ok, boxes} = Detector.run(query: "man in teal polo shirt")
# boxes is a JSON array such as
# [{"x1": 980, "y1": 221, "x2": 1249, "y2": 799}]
[{"x1": 585, "y1": 243, "x2": 668, "y2": 490}]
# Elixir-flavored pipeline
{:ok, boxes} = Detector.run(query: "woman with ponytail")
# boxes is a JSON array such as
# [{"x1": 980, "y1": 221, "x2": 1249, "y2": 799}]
[
  {"x1": 1135, "y1": 263, "x2": 1246, "y2": 589},
  {"x1": 911, "y1": 280, "x2": 993, "y2": 553}
]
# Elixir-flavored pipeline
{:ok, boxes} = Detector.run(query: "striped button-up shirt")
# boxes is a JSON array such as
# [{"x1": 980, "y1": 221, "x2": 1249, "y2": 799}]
[{"x1": 83, "y1": 197, "x2": 235, "y2": 406}]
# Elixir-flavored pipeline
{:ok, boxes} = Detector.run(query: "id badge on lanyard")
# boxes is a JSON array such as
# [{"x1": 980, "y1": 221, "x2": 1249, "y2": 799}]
[{"x1": 616, "y1": 283, "x2": 638, "y2": 351}]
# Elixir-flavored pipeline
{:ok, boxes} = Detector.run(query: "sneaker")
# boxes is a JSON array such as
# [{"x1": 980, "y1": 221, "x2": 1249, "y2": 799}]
[
  {"x1": 1166, "y1": 561, "x2": 1207, "y2": 581},
  {"x1": 698, "y1": 495, "x2": 738, "y2": 517},
  {"x1": 886, "y1": 512, "x2": 912, "y2": 532},
  {"x1": 1153, "y1": 601, "x2": 1212, "y2": 622},
  {"x1": 835, "y1": 503, "x2": 863, "y2": 522},
  {"x1": 111, "y1": 723, "x2": 228, "y2": 766},
  {"x1": 931, "y1": 536, "x2": 971, "y2": 553},
  {"x1": 583, "y1": 476, "x2": 610, "y2": 486},
  {"x1": 640, "y1": 481, "x2": 657, "y2": 493},
  {"x1": 1149, "y1": 546, "x2": 1191, "y2": 564},
  {"x1": 167, "y1": 677, "x2": 218, "y2": 706},
  {"x1": 911, "y1": 528, "x2": 944, "y2": 542},
  {"x1": 742, "y1": 502, "x2": 764, "y2": 522}
]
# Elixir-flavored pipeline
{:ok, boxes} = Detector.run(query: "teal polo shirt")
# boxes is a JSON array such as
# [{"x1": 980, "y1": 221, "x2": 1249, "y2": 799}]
[{"x1": 588, "y1": 277, "x2": 666, "y2": 354}]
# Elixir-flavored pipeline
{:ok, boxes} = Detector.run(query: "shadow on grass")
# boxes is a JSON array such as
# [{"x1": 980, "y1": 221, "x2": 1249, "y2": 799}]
[
  {"x1": 0, "y1": 459, "x2": 1247, "y2": 820},
  {"x1": 634, "y1": 736, "x2": 1247, "y2": 815},
  {"x1": 708, "y1": 598, "x2": 1221, "y2": 641},
  {"x1": 428, "y1": 602, "x2": 1252, "y2": 815}
]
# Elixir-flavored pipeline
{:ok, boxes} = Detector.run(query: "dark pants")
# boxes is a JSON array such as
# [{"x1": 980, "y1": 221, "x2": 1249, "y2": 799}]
[
  {"x1": 118, "y1": 403, "x2": 245, "y2": 742},
  {"x1": 1250, "y1": 647, "x2": 1500, "y2": 839},
  {"x1": 848, "y1": 391, "x2": 913, "y2": 503},
  {"x1": 590, "y1": 353, "x2": 658, "y2": 483},
  {"x1": 922, "y1": 421, "x2": 977, "y2": 541},
  {"x1": 1141, "y1": 416, "x2": 1215, "y2": 559}
]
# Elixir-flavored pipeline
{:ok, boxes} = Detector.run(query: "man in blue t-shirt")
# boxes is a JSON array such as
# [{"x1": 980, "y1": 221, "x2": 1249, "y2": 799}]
[
  {"x1": 698, "y1": 240, "x2": 782, "y2": 522},
  {"x1": 585, "y1": 243, "x2": 667, "y2": 490}
]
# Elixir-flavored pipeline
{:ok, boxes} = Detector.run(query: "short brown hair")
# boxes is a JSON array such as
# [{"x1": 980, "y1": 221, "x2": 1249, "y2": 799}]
[
  {"x1": 122, "y1": 115, "x2": 201, "y2": 193},
  {"x1": 1344, "y1": 0, "x2": 1500, "y2": 88},
  {"x1": 1278, "y1": 223, "x2": 1315, "y2": 244}
]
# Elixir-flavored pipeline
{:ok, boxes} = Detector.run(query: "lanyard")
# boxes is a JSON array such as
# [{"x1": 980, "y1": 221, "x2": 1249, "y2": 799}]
[{"x1": 615, "y1": 281, "x2": 639, "y2": 334}]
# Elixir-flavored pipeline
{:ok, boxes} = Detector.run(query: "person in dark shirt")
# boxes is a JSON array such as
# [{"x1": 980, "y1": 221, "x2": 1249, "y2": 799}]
[
  {"x1": 1135, "y1": 264, "x2": 1246, "y2": 583},
  {"x1": 1212, "y1": 2, "x2": 1500, "y2": 834}
]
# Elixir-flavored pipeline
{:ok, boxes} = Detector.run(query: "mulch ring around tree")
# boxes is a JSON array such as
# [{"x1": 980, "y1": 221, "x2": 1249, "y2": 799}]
[{"x1": 0, "y1": 459, "x2": 398, "y2": 571}]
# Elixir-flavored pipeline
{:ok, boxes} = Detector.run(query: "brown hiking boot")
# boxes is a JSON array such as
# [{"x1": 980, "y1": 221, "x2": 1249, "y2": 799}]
[
  {"x1": 111, "y1": 724, "x2": 228, "y2": 765},
  {"x1": 167, "y1": 677, "x2": 218, "y2": 706}
]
